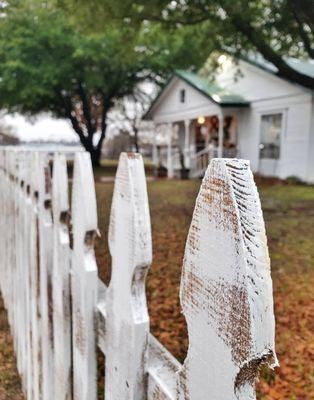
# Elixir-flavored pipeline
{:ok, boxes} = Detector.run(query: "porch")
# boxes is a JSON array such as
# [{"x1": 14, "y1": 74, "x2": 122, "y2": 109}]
[{"x1": 152, "y1": 112, "x2": 240, "y2": 178}]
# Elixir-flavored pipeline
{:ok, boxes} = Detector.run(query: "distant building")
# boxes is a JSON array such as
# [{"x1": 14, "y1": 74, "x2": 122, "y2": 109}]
[{"x1": 145, "y1": 55, "x2": 314, "y2": 183}]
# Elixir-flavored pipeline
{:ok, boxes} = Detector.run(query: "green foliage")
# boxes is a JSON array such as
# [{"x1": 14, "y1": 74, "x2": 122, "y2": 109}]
[
  {"x1": 68, "y1": 0, "x2": 314, "y2": 89},
  {"x1": 0, "y1": 2, "x2": 213, "y2": 164},
  {"x1": 0, "y1": 6, "x2": 148, "y2": 164}
]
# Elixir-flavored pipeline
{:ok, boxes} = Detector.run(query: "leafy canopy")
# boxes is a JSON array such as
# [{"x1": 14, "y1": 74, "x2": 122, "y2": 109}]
[
  {"x1": 0, "y1": 3, "x2": 212, "y2": 163},
  {"x1": 65, "y1": 0, "x2": 314, "y2": 90}
]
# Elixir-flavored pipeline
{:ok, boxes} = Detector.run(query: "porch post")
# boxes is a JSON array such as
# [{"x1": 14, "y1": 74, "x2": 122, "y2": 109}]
[
  {"x1": 218, "y1": 112, "x2": 224, "y2": 158},
  {"x1": 184, "y1": 119, "x2": 191, "y2": 169},
  {"x1": 167, "y1": 123, "x2": 174, "y2": 178},
  {"x1": 152, "y1": 127, "x2": 158, "y2": 166}
]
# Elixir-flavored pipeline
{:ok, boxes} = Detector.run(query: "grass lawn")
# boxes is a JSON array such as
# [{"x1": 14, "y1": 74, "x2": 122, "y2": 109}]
[{"x1": 95, "y1": 178, "x2": 314, "y2": 400}]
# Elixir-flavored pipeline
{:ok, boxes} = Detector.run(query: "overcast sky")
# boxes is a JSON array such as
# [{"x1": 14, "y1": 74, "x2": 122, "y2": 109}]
[{"x1": 2, "y1": 113, "x2": 79, "y2": 142}]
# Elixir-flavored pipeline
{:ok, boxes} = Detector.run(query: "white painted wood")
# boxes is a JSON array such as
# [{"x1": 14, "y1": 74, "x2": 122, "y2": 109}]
[
  {"x1": 184, "y1": 120, "x2": 191, "y2": 168},
  {"x1": 36, "y1": 152, "x2": 55, "y2": 400},
  {"x1": 105, "y1": 152, "x2": 152, "y2": 400},
  {"x1": 177, "y1": 158, "x2": 278, "y2": 400},
  {"x1": 71, "y1": 152, "x2": 98, "y2": 400},
  {"x1": 28, "y1": 152, "x2": 42, "y2": 400},
  {"x1": 147, "y1": 76, "x2": 221, "y2": 123},
  {"x1": 52, "y1": 153, "x2": 72, "y2": 400},
  {"x1": 147, "y1": 335, "x2": 181, "y2": 400},
  {"x1": 0, "y1": 149, "x2": 278, "y2": 400},
  {"x1": 167, "y1": 124, "x2": 174, "y2": 178},
  {"x1": 147, "y1": 56, "x2": 314, "y2": 182},
  {"x1": 16, "y1": 151, "x2": 29, "y2": 390},
  {"x1": 218, "y1": 112, "x2": 224, "y2": 158}
]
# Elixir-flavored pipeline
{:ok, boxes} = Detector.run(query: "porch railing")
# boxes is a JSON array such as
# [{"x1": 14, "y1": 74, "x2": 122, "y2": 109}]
[{"x1": 190, "y1": 145, "x2": 239, "y2": 177}]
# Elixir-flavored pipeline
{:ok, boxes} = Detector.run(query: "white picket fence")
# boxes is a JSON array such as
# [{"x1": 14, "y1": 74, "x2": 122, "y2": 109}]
[{"x1": 0, "y1": 147, "x2": 278, "y2": 400}]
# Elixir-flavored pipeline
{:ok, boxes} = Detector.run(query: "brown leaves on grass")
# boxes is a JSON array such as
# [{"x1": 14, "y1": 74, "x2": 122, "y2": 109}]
[
  {"x1": 94, "y1": 180, "x2": 314, "y2": 400},
  {"x1": 0, "y1": 296, "x2": 24, "y2": 400}
]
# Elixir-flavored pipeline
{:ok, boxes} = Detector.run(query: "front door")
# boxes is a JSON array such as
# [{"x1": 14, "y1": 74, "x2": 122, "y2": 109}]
[{"x1": 258, "y1": 112, "x2": 283, "y2": 176}]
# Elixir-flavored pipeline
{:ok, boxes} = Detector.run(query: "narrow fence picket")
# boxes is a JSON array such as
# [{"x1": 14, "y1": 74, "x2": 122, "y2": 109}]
[
  {"x1": 0, "y1": 148, "x2": 277, "y2": 400},
  {"x1": 105, "y1": 152, "x2": 152, "y2": 400},
  {"x1": 36, "y1": 153, "x2": 54, "y2": 400},
  {"x1": 71, "y1": 152, "x2": 98, "y2": 400},
  {"x1": 52, "y1": 153, "x2": 72, "y2": 400},
  {"x1": 176, "y1": 158, "x2": 278, "y2": 399}
]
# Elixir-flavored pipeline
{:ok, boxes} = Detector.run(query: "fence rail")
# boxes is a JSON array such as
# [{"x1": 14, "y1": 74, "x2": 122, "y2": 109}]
[{"x1": 0, "y1": 147, "x2": 278, "y2": 400}]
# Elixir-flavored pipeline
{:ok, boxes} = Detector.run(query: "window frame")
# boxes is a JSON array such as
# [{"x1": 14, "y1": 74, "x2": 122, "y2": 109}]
[
  {"x1": 179, "y1": 88, "x2": 186, "y2": 104},
  {"x1": 258, "y1": 110, "x2": 286, "y2": 160}
]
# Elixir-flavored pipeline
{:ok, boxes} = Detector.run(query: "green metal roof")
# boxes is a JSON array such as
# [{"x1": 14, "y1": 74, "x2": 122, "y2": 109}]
[
  {"x1": 143, "y1": 69, "x2": 250, "y2": 120},
  {"x1": 242, "y1": 54, "x2": 314, "y2": 85},
  {"x1": 174, "y1": 70, "x2": 249, "y2": 106}
]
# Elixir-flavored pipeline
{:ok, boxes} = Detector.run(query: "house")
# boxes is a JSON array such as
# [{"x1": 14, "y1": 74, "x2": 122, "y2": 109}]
[{"x1": 144, "y1": 55, "x2": 314, "y2": 182}]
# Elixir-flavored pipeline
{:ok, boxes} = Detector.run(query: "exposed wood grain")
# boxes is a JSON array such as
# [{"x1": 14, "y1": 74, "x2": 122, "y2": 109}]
[
  {"x1": 0, "y1": 149, "x2": 277, "y2": 400},
  {"x1": 177, "y1": 158, "x2": 278, "y2": 400},
  {"x1": 52, "y1": 153, "x2": 72, "y2": 400},
  {"x1": 71, "y1": 152, "x2": 98, "y2": 400},
  {"x1": 105, "y1": 152, "x2": 152, "y2": 400}
]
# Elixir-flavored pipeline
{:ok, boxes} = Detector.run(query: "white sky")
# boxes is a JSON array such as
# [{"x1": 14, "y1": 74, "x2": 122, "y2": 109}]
[
  {"x1": 0, "y1": 82, "x2": 157, "y2": 143},
  {"x1": 2, "y1": 113, "x2": 79, "y2": 143}
]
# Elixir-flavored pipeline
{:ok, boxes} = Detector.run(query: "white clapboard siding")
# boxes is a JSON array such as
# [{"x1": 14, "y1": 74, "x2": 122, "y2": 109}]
[
  {"x1": 52, "y1": 153, "x2": 72, "y2": 400},
  {"x1": 176, "y1": 158, "x2": 278, "y2": 399},
  {"x1": 105, "y1": 153, "x2": 152, "y2": 400},
  {"x1": 0, "y1": 148, "x2": 277, "y2": 400},
  {"x1": 71, "y1": 152, "x2": 98, "y2": 400}
]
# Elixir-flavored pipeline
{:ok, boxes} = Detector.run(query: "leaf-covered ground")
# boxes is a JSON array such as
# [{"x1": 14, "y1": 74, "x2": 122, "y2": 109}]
[
  {"x1": 95, "y1": 179, "x2": 314, "y2": 400},
  {"x1": 0, "y1": 177, "x2": 313, "y2": 399},
  {"x1": 0, "y1": 296, "x2": 24, "y2": 400}
]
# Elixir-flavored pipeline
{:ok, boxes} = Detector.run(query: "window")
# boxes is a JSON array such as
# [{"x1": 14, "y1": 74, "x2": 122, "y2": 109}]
[
  {"x1": 259, "y1": 113, "x2": 282, "y2": 159},
  {"x1": 180, "y1": 89, "x2": 185, "y2": 103}
]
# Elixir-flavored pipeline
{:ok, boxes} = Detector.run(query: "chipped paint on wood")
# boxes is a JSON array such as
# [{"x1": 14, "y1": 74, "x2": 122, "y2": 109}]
[
  {"x1": 0, "y1": 149, "x2": 277, "y2": 400},
  {"x1": 147, "y1": 334, "x2": 181, "y2": 400},
  {"x1": 105, "y1": 152, "x2": 152, "y2": 400},
  {"x1": 71, "y1": 152, "x2": 98, "y2": 400},
  {"x1": 35, "y1": 153, "x2": 55, "y2": 400},
  {"x1": 52, "y1": 153, "x2": 72, "y2": 400},
  {"x1": 177, "y1": 158, "x2": 278, "y2": 400}
]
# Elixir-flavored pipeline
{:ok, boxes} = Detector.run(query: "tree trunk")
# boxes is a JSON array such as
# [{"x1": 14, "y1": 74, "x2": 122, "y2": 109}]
[
  {"x1": 90, "y1": 148, "x2": 101, "y2": 167},
  {"x1": 133, "y1": 128, "x2": 139, "y2": 153}
]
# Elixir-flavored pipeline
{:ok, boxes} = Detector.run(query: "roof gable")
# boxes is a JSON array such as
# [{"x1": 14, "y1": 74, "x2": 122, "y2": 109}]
[
  {"x1": 174, "y1": 70, "x2": 249, "y2": 106},
  {"x1": 145, "y1": 70, "x2": 249, "y2": 120}
]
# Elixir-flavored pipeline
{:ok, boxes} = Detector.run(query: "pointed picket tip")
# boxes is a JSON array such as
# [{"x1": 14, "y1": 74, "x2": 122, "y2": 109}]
[
  {"x1": 105, "y1": 152, "x2": 152, "y2": 400},
  {"x1": 52, "y1": 153, "x2": 69, "y2": 219},
  {"x1": 108, "y1": 152, "x2": 152, "y2": 273},
  {"x1": 177, "y1": 158, "x2": 278, "y2": 399},
  {"x1": 71, "y1": 152, "x2": 98, "y2": 254}
]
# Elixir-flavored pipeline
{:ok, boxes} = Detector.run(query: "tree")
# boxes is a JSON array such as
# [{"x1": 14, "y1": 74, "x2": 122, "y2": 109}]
[
  {"x1": 0, "y1": 4, "x2": 212, "y2": 164},
  {"x1": 71, "y1": 0, "x2": 314, "y2": 90},
  {"x1": 0, "y1": 7, "x2": 147, "y2": 165}
]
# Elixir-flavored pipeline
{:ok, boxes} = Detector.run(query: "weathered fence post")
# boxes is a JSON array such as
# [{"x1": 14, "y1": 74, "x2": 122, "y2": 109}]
[
  {"x1": 72, "y1": 152, "x2": 98, "y2": 400},
  {"x1": 52, "y1": 153, "x2": 72, "y2": 400},
  {"x1": 28, "y1": 152, "x2": 42, "y2": 400},
  {"x1": 36, "y1": 152, "x2": 54, "y2": 400},
  {"x1": 105, "y1": 152, "x2": 152, "y2": 400},
  {"x1": 176, "y1": 158, "x2": 278, "y2": 399},
  {"x1": 16, "y1": 150, "x2": 28, "y2": 389}
]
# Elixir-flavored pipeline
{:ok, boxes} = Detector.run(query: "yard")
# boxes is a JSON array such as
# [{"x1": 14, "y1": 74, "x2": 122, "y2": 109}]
[
  {"x1": 1, "y1": 174, "x2": 313, "y2": 399},
  {"x1": 95, "y1": 177, "x2": 314, "y2": 400}
]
